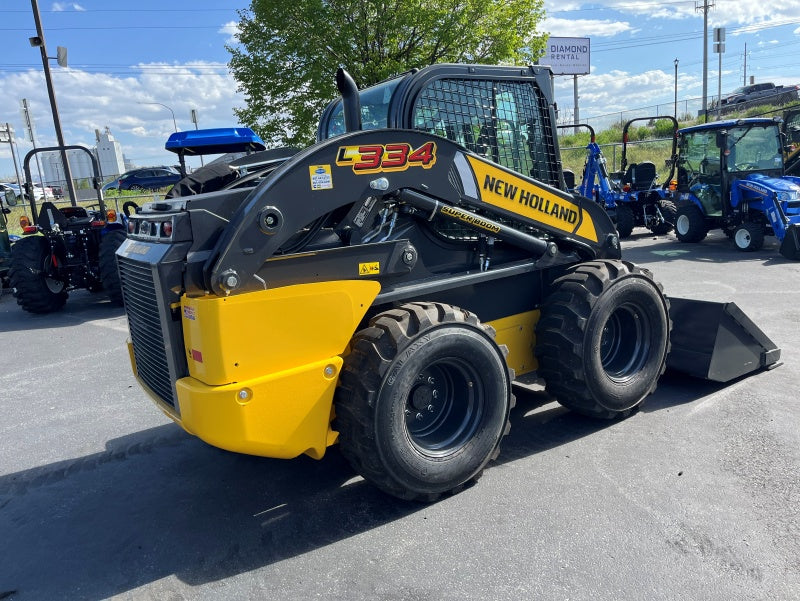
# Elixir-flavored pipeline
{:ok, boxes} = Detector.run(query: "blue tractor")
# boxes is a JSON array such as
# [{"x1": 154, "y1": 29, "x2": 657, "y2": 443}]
[
  {"x1": 673, "y1": 117, "x2": 800, "y2": 259},
  {"x1": 562, "y1": 118, "x2": 678, "y2": 238}
]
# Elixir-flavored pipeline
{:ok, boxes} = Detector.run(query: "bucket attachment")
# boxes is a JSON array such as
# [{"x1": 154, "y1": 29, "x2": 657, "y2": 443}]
[
  {"x1": 666, "y1": 297, "x2": 781, "y2": 382},
  {"x1": 779, "y1": 223, "x2": 800, "y2": 260}
]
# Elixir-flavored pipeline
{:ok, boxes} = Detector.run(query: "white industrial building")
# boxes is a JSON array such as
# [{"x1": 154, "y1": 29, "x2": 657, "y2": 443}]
[{"x1": 40, "y1": 127, "x2": 126, "y2": 187}]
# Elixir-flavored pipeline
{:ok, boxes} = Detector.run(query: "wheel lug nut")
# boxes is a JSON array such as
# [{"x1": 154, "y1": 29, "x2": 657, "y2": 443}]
[
  {"x1": 427, "y1": 405, "x2": 434, "y2": 412},
  {"x1": 432, "y1": 390, "x2": 438, "y2": 399},
  {"x1": 427, "y1": 377, "x2": 435, "y2": 385},
  {"x1": 416, "y1": 412, "x2": 423, "y2": 421}
]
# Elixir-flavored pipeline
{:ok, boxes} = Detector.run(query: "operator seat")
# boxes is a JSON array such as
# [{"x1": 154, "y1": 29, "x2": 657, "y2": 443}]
[
  {"x1": 36, "y1": 201, "x2": 69, "y2": 231},
  {"x1": 622, "y1": 161, "x2": 657, "y2": 191}
]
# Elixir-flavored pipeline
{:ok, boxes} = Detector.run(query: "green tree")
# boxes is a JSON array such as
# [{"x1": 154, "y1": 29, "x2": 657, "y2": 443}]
[{"x1": 228, "y1": 0, "x2": 546, "y2": 146}]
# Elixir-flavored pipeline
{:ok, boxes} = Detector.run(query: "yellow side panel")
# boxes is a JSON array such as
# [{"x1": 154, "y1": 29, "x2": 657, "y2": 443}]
[
  {"x1": 487, "y1": 310, "x2": 539, "y2": 377},
  {"x1": 466, "y1": 155, "x2": 599, "y2": 243},
  {"x1": 173, "y1": 279, "x2": 379, "y2": 460},
  {"x1": 176, "y1": 356, "x2": 342, "y2": 459},
  {"x1": 182, "y1": 280, "x2": 380, "y2": 385}
]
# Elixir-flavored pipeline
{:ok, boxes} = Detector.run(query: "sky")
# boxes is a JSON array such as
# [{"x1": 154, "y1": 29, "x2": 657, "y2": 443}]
[{"x1": 1, "y1": 0, "x2": 800, "y2": 183}]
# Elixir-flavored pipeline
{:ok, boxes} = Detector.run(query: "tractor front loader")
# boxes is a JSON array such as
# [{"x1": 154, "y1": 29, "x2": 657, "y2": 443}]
[{"x1": 118, "y1": 64, "x2": 779, "y2": 501}]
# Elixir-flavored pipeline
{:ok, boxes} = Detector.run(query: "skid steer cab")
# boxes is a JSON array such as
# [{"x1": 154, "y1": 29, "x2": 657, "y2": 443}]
[
  {"x1": 117, "y1": 64, "x2": 780, "y2": 502},
  {"x1": 9, "y1": 145, "x2": 135, "y2": 313},
  {"x1": 672, "y1": 118, "x2": 800, "y2": 259}
]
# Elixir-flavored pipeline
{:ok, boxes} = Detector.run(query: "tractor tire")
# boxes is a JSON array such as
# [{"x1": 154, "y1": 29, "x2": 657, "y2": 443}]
[
  {"x1": 675, "y1": 203, "x2": 708, "y2": 242},
  {"x1": 615, "y1": 204, "x2": 635, "y2": 239},
  {"x1": 650, "y1": 199, "x2": 677, "y2": 236},
  {"x1": 9, "y1": 235, "x2": 68, "y2": 313},
  {"x1": 334, "y1": 302, "x2": 515, "y2": 501},
  {"x1": 535, "y1": 260, "x2": 670, "y2": 419},
  {"x1": 99, "y1": 229, "x2": 127, "y2": 305},
  {"x1": 733, "y1": 222, "x2": 764, "y2": 252}
]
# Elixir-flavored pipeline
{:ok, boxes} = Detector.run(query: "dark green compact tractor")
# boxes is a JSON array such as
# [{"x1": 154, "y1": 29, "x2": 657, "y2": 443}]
[{"x1": 10, "y1": 146, "x2": 131, "y2": 312}]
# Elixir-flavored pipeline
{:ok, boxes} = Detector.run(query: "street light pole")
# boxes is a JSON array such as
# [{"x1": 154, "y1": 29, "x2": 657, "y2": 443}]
[
  {"x1": 137, "y1": 101, "x2": 178, "y2": 132},
  {"x1": 29, "y1": 0, "x2": 78, "y2": 205},
  {"x1": 674, "y1": 58, "x2": 679, "y2": 119}
]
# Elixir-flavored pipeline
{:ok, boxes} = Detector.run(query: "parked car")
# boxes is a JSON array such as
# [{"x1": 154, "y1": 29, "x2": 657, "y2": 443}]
[
  {"x1": 2, "y1": 182, "x2": 52, "y2": 201},
  {"x1": 117, "y1": 167, "x2": 181, "y2": 191},
  {"x1": 101, "y1": 177, "x2": 121, "y2": 192},
  {"x1": 0, "y1": 183, "x2": 21, "y2": 204},
  {"x1": 719, "y1": 82, "x2": 799, "y2": 108}
]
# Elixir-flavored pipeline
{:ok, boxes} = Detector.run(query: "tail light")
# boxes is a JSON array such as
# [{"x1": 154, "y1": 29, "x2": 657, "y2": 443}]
[
  {"x1": 128, "y1": 220, "x2": 136, "y2": 233},
  {"x1": 161, "y1": 221, "x2": 173, "y2": 237},
  {"x1": 23, "y1": 225, "x2": 37, "y2": 234},
  {"x1": 623, "y1": 184, "x2": 631, "y2": 192}
]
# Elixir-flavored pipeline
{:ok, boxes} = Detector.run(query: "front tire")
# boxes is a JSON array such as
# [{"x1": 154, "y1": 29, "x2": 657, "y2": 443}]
[
  {"x1": 675, "y1": 203, "x2": 708, "y2": 242},
  {"x1": 535, "y1": 260, "x2": 670, "y2": 419},
  {"x1": 9, "y1": 236, "x2": 68, "y2": 313},
  {"x1": 99, "y1": 229, "x2": 127, "y2": 305},
  {"x1": 334, "y1": 302, "x2": 515, "y2": 501},
  {"x1": 615, "y1": 204, "x2": 635, "y2": 239},
  {"x1": 733, "y1": 222, "x2": 764, "y2": 252}
]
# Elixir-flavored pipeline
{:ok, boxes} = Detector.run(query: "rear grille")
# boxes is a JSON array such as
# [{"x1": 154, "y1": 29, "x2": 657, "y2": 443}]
[{"x1": 118, "y1": 255, "x2": 177, "y2": 409}]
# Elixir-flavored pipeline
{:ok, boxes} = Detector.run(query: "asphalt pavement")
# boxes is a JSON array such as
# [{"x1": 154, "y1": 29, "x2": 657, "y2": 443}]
[{"x1": 0, "y1": 229, "x2": 798, "y2": 601}]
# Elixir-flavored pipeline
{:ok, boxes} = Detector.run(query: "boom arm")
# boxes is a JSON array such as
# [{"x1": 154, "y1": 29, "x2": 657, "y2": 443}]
[{"x1": 204, "y1": 130, "x2": 620, "y2": 296}]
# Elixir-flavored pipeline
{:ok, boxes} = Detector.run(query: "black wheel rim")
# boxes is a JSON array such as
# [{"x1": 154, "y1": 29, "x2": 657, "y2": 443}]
[
  {"x1": 405, "y1": 359, "x2": 484, "y2": 456},
  {"x1": 599, "y1": 303, "x2": 651, "y2": 382}
]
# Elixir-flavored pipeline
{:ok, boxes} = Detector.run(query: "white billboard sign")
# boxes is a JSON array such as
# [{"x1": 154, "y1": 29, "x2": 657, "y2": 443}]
[{"x1": 542, "y1": 37, "x2": 590, "y2": 75}]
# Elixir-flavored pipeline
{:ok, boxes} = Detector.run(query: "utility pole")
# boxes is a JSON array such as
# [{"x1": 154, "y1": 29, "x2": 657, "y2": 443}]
[
  {"x1": 674, "y1": 58, "x2": 679, "y2": 118},
  {"x1": 714, "y1": 27, "x2": 725, "y2": 121},
  {"x1": 29, "y1": 0, "x2": 78, "y2": 205},
  {"x1": 743, "y1": 43, "x2": 747, "y2": 86},
  {"x1": 696, "y1": 0, "x2": 714, "y2": 122}
]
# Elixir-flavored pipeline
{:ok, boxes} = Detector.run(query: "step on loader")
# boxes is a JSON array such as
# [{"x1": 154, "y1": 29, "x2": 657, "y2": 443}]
[{"x1": 117, "y1": 64, "x2": 780, "y2": 501}]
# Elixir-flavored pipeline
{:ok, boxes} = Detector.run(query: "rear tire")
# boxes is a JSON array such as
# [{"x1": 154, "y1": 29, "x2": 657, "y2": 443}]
[
  {"x1": 650, "y1": 199, "x2": 677, "y2": 235},
  {"x1": 733, "y1": 222, "x2": 764, "y2": 252},
  {"x1": 9, "y1": 236, "x2": 68, "y2": 313},
  {"x1": 535, "y1": 260, "x2": 670, "y2": 419},
  {"x1": 615, "y1": 204, "x2": 635, "y2": 239},
  {"x1": 99, "y1": 229, "x2": 127, "y2": 305},
  {"x1": 675, "y1": 203, "x2": 708, "y2": 242},
  {"x1": 334, "y1": 302, "x2": 515, "y2": 501}
]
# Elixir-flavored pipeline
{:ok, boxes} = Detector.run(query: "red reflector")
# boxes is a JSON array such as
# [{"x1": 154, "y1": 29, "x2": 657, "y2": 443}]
[
  {"x1": 128, "y1": 220, "x2": 135, "y2": 233},
  {"x1": 623, "y1": 184, "x2": 631, "y2": 192},
  {"x1": 23, "y1": 226, "x2": 37, "y2": 234},
  {"x1": 161, "y1": 221, "x2": 173, "y2": 237},
  {"x1": 90, "y1": 220, "x2": 106, "y2": 227},
  {"x1": 191, "y1": 349, "x2": 203, "y2": 363}
]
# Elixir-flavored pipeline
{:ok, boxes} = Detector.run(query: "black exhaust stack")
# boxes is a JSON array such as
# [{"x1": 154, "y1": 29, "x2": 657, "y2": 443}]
[
  {"x1": 336, "y1": 68, "x2": 362, "y2": 133},
  {"x1": 667, "y1": 298, "x2": 781, "y2": 382}
]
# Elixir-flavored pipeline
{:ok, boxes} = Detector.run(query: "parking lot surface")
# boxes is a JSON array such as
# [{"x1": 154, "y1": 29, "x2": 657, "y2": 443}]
[{"x1": 1, "y1": 230, "x2": 798, "y2": 601}]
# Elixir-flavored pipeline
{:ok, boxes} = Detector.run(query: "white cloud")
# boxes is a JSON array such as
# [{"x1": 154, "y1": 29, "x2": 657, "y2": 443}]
[
  {"x1": 51, "y1": 2, "x2": 86, "y2": 11},
  {"x1": 0, "y1": 63, "x2": 246, "y2": 174},
  {"x1": 553, "y1": 68, "x2": 703, "y2": 122},
  {"x1": 544, "y1": 17, "x2": 633, "y2": 38},
  {"x1": 219, "y1": 21, "x2": 240, "y2": 45}
]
